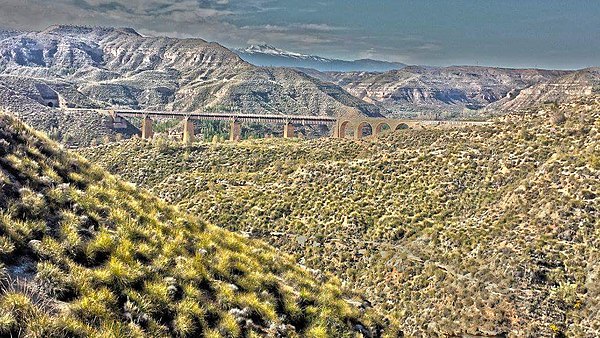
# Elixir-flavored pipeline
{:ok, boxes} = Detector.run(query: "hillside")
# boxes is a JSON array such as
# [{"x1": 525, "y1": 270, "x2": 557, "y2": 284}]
[
  {"x1": 0, "y1": 75, "x2": 139, "y2": 147},
  {"x1": 318, "y1": 66, "x2": 570, "y2": 118},
  {"x1": 0, "y1": 112, "x2": 384, "y2": 337},
  {"x1": 486, "y1": 68, "x2": 600, "y2": 113},
  {"x1": 81, "y1": 97, "x2": 600, "y2": 337}
]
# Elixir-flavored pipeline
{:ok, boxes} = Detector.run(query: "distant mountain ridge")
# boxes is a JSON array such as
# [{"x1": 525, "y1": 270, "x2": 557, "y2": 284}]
[
  {"x1": 314, "y1": 66, "x2": 572, "y2": 118},
  {"x1": 0, "y1": 25, "x2": 382, "y2": 116},
  {"x1": 235, "y1": 44, "x2": 407, "y2": 72},
  {"x1": 486, "y1": 67, "x2": 600, "y2": 112}
]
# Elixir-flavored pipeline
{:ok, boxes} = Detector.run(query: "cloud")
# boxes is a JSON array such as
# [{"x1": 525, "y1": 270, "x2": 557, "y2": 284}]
[
  {"x1": 240, "y1": 23, "x2": 345, "y2": 33},
  {"x1": 0, "y1": 0, "x2": 235, "y2": 29},
  {"x1": 75, "y1": 0, "x2": 234, "y2": 22},
  {"x1": 0, "y1": 0, "x2": 423, "y2": 64}
]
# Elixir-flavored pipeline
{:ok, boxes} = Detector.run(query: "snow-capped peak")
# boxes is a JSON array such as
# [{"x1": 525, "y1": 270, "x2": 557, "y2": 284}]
[
  {"x1": 242, "y1": 44, "x2": 330, "y2": 61},
  {"x1": 236, "y1": 43, "x2": 407, "y2": 72}
]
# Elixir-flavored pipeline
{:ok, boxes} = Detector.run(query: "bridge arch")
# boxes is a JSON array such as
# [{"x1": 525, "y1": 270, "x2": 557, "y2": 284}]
[
  {"x1": 394, "y1": 123, "x2": 410, "y2": 131},
  {"x1": 355, "y1": 121, "x2": 373, "y2": 139},
  {"x1": 374, "y1": 122, "x2": 391, "y2": 136},
  {"x1": 338, "y1": 120, "x2": 351, "y2": 138}
]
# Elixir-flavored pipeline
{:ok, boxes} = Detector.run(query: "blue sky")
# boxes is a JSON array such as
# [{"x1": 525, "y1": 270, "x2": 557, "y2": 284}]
[{"x1": 0, "y1": 0, "x2": 598, "y2": 69}]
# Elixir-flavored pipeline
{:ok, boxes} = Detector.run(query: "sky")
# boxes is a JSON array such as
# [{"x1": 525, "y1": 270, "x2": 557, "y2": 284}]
[{"x1": 0, "y1": 0, "x2": 598, "y2": 69}]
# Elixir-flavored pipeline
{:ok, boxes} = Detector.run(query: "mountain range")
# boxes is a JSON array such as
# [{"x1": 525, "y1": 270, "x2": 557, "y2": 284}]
[
  {"x1": 0, "y1": 25, "x2": 382, "y2": 143},
  {"x1": 235, "y1": 44, "x2": 406, "y2": 72},
  {"x1": 0, "y1": 25, "x2": 599, "y2": 146},
  {"x1": 312, "y1": 66, "x2": 574, "y2": 118},
  {"x1": 235, "y1": 44, "x2": 600, "y2": 118},
  {"x1": 0, "y1": 25, "x2": 380, "y2": 117}
]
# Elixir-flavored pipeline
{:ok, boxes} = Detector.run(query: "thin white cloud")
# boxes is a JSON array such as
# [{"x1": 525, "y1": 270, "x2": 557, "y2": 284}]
[
  {"x1": 0, "y1": 0, "x2": 428, "y2": 64},
  {"x1": 240, "y1": 23, "x2": 346, "y2": 33}
]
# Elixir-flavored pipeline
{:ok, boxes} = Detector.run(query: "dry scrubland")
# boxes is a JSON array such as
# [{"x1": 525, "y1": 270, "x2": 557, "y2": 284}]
[
  {"x1": 82, "y1": 99, "x2": 600, "y2": 337},
  {"x1": 0, "y1": 113, "x2": 385, "y2": 337}
]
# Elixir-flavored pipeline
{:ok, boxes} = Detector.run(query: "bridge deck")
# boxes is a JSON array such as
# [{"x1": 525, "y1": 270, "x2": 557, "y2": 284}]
[
  {"x1": 63, "y1": 108, "x2": 492, "y2": 127},
  {"x1": 65, "y1": 108, "x2": 337, "y2": 125}
]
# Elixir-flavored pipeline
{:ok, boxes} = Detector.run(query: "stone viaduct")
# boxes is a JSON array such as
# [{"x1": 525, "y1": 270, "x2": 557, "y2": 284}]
[
  {"x1": 333, "y1": 117, "x2": 490, "y2": 139},
  {"x1": 64, "y1": 108, "x2": 491, "y2": 143}
]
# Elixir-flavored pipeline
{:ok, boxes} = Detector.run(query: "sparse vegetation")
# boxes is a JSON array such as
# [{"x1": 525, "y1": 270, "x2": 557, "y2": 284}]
[
  {"x1": 0, "y1": 112, "x2": 381, "y2": 337},
  {"x1": 82, "y1": 98, "x2": 600, "y2": 337}
]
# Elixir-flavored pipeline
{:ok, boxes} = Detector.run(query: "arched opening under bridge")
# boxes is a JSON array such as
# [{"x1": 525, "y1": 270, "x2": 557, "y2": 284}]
[
  {"x1": 395, "y1": 123, "x2": 410, "y2": 131},
  {"x1": 355, "y1": 122, "x2": 373, "y2": 139},
  {"x1": 374, "y1": 122, "x2": 391, "y2": 136}
]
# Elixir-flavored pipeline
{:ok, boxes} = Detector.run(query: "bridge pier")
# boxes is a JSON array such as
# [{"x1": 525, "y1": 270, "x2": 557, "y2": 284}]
[
  {"x1": 141, "y1": 116, "x2": 154, "y2": 140},
  {"x1": 354, "y1": 130, "x2": 362, "y2": 140},
  {"x1": 332, "y1": 122, "x2": 340, "y2": 138},
  {"x1": 230, "y1": 120, "x2": 241, "y2": 142},
  {"x1": 182, "y1": 118, "x2": 195, "y2": 145},
  {"x1": 106, "y1": 110, "x2": 127, "y2": 129},
  {"x1": 354, "y1": 123, "x2": 366, "y2": 140},
  {"x1": 283, "y1": 123, "x2": 294, "y2": 138}
]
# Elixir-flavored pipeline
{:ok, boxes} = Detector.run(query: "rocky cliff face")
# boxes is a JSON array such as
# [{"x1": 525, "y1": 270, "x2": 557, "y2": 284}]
[
  {"x1": 485, "y1": 68, "x2": 600, "y2": 113},
  {"x1": 0, "y1": 25, "x2": 382, "y2": 120},
  {"x1": 317, "y1": 66, "x2": 570, "y2": 118}
]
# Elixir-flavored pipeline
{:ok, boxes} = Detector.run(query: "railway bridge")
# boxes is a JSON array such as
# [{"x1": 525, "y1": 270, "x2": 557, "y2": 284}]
[{"x1": 64, "y1": 108, "x2": 490, "y2": 143}]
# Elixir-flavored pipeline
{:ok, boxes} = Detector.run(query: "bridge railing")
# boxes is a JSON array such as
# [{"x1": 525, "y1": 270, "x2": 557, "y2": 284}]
[{"x1": 64, "y1": 108, "x2": 337, "y2": 125}]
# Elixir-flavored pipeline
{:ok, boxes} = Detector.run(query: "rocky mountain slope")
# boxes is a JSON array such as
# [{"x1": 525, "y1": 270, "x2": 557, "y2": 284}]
[
  {"x1": 486, "y1": 68, "x2": 600, "y2": 113},
  {"x1": 81, "y1": 97, "x2": 600, "y2": 337},
  {"x1": 0, "y1": 25, "x2": 381, "y2": 118},
  {"x1": 0, "y1": 75, "x2": 139, "y2": 147},
  {"x1": 317, "y1": 66, "x2": 570, "y2": 118},
  {"x1": 0, "y1": 25, "x2": 383, "y2": 146},
  {"x1": 0, "y1": 112, "x2": 386, "y2": 337},
  {"x1": 236, "y1": 44, "x2": 406, "y2": 72}
]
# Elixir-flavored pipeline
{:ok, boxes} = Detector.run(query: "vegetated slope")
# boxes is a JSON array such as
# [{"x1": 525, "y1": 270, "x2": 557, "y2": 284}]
[
  {"x1": 0, "y1": 112, "x2": 384, "y2": 337},
  {"x1": 317, "y1": 66, "x2": 570, "y2": 118},
  {"x1": 0, "y1": 25, "x2": 382, "y2": 117},
  {"x1": 81, "y1": 97, "x2": 600, "y2": 337},
  {"x1": 485, "y1": 68, "x2": 600, "y2": 113},
  {"x1": 0, "y1": 76, "x2": 138, "y2": 147}
]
